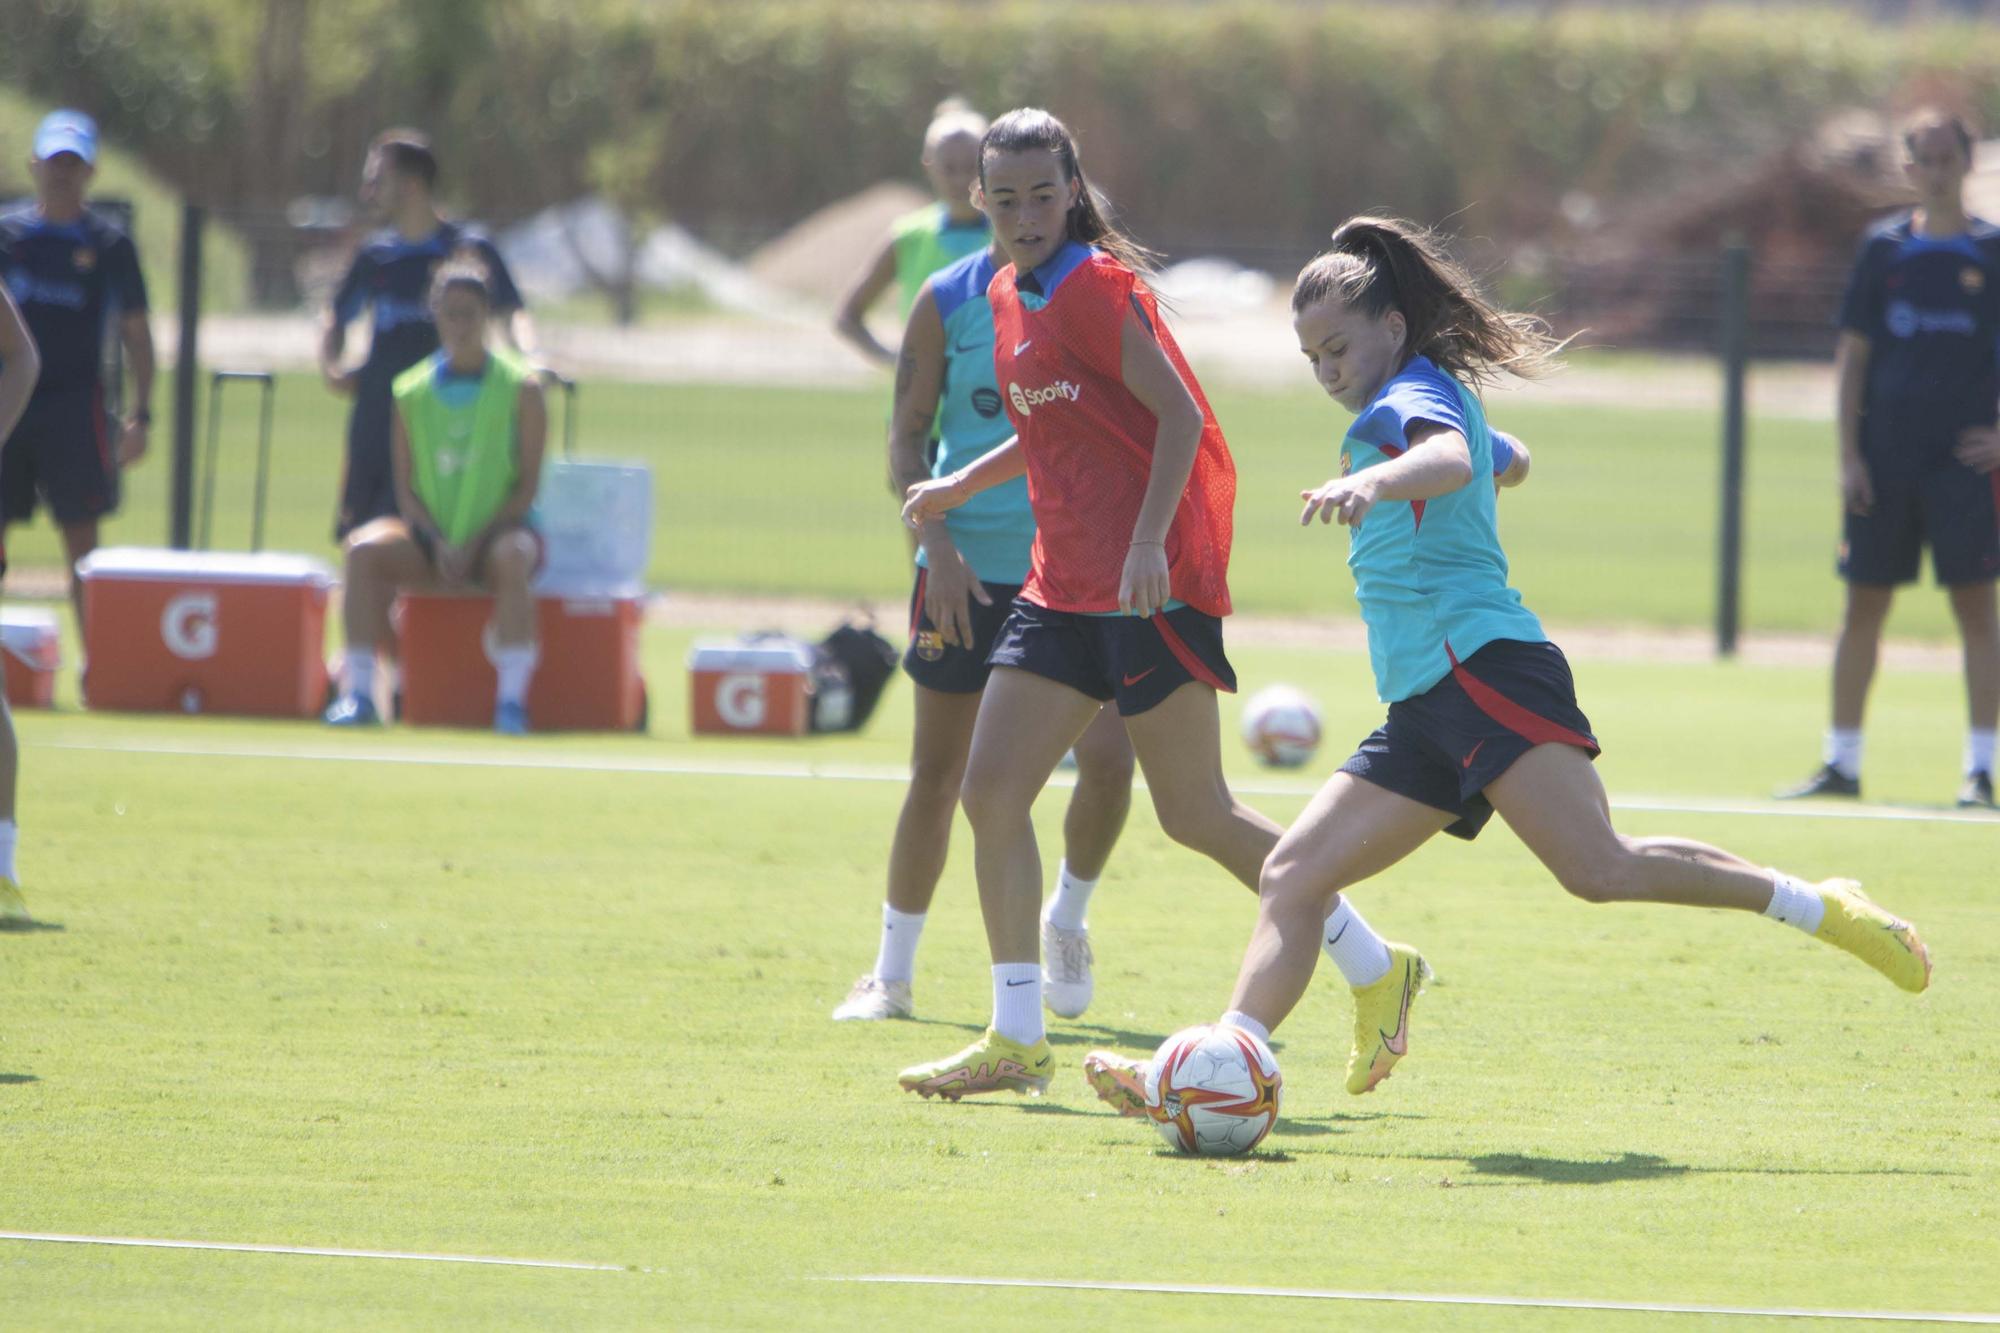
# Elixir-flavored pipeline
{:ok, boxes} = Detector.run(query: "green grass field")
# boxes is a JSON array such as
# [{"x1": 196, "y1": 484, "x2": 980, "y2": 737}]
[
  {"x1": 3, "y1": 622, "x2": 1995, "y2": 1329},
  {"x1": 4, "y1": 372, "x2": 1965, "y2": 639}
]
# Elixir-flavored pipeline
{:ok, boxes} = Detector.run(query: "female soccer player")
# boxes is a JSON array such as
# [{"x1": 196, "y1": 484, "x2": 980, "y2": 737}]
[
  {"x1": 893, "y1": 110, "x2": 1421, "y2": 1103},
  {"x1": 833, "y1": 100, "x2": 993, "y2": 368},
  {"x1": 831, "y1": 208, "x2": 1137, "y2": 1025},
  {"x1": 0, "y1": 282, "x2": 42, "y2": 923},
  {"x1": 325, "y1": 257, "x2": 547, "y2": 735},
  {"x1": 1087, "y1": 216, "x2": 1933, "y2": 1115}
]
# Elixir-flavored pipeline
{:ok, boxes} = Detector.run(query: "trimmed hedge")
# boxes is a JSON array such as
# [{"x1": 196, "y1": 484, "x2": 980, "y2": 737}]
[{"x1": 5, "y1": 2, "x2": 1999, "y2": 267}]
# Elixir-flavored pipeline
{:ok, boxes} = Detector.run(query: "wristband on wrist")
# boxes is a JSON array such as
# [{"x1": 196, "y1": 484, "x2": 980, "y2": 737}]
[{"x1": 1130, "y1": 538, "x2": 1165, "y2": 548}]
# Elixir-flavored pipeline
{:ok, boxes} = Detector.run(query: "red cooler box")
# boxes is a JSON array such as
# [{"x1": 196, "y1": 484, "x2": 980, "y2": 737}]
[
  {"x1": 688, "y1": 639, "x2": 814, "y2": 736},
  {"x1": 75, "y1": 548, "x2": 333, "y2": 717},
  {"x1": 0, "y1": 606, "x2": 60, "y2": 708},
  {"x1": 397, "y1": 591, "x2": 646, "y2": 731}
]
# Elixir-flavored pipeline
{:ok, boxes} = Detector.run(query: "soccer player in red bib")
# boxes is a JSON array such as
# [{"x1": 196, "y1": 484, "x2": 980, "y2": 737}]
[{"x1": 893, "y1": 109, "x2": 1407, "y2": 1102}]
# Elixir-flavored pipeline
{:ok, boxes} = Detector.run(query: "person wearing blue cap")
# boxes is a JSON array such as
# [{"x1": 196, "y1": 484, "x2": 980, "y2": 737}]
[{"x1": 0, "y1": 109, "x2": 154, "y2": 645}]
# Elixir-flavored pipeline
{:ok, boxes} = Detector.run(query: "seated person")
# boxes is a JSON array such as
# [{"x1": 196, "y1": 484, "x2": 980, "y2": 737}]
[{"x1": 325, "y1": 256, "x2": 548, "y2": 733}]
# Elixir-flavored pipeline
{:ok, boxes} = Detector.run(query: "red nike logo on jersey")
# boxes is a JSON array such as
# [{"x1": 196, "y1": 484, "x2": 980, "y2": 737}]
[
  {"x1": 1122, "y1": 667, "x2": 1157, "y2": 687},
  {"x1": 1461, "y1": 740, "x2": 1485, "y2": 769}
]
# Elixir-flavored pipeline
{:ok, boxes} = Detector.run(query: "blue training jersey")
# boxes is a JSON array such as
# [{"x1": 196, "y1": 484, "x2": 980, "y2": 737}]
[
  {"x1": 0, "y1": 204, "x2": 147, "y2": 394},
  {"x1": 919, "y1": 248, "x2": 1035, "y2": 586},
  {"x1": 1341, "y1": 356, "x2": 1544, "y2": 703},
  {"x1": 331, "y1": 220, "x2": 524, "y2": 393},
  {"x1": 1838, "y1": 212, "x2": 2000, "y2": 471}
]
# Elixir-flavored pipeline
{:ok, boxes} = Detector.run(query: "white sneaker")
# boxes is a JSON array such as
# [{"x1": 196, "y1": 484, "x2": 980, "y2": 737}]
[
  {"x1": 832, "y1": 974, "x2": 913, "y2": 1021},
  {"x1": 0, "y1": 876, "x2": 27, "y2": 925},
  {"x1": 1041, "y1": 919, "x2": 1094, "y2": 1019}
]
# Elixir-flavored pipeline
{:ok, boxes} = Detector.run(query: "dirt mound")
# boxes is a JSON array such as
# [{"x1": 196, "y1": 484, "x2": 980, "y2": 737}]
[{"x1": 746, "y1": 181, "x2": 930, "y2": 305}]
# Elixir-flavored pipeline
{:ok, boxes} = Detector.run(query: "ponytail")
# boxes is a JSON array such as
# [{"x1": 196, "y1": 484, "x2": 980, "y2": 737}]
[
  {"x1": 980, "y1": 107, "x2": 1159, "y2": 276},
  {"x1": 1292, "y1": 215, "x2": 1565, "y2": 387}
]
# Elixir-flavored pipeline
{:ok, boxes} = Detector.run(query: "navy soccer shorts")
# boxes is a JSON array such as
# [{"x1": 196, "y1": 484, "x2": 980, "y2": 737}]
[{"x1": 986, "y1": 598, "x2": 1236, "y2": 717}]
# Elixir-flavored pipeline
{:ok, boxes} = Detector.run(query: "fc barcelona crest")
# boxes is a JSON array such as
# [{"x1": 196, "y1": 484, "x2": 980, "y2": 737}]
[
  {"x1": 72, "y1": 247, "x2": 96, "y2": 273},
  {"x1": 1962, "y1": 266, "x2": 1986, "y2": 294}
]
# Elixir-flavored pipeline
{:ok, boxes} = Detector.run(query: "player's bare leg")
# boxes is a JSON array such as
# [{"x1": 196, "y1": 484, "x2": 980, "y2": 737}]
[
  {"x1": 1948, "y1": 579, "x2": 1998, "y2": 807},
  {"x1": 1787, "y1": 583, "x2": 1894, "y2": 798},
  {"x1": 327, "y1": 518, "x2": 428, "y2": 725},
  {"x1": 1119, "y1": 681, "x2": 1279, "y2": 891},
  {"x1": 0, "y1": 691, "x2": 22, "y2": 923},
  {"x1": 482, "y1": 529, "x2": 540, "y2": 734},
  {"x1": 58, "y1": 517, "x2": 97, "y2": 655},
  {"x1": 1041, "y1": 704, "x2": 1134, "y2": 1017},
  {"x1": 1488, "y1": 742, "x2": 1928, "y2": 991}
]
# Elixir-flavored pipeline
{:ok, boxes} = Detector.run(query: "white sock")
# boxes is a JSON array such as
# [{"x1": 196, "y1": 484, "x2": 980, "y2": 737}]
[
  {"x1": 492, "y1": 643, "x2": 539, "y2": 707},
  {"x1": 343, "y1": 649, "x2": 377, "y2": 701},
  {"x1": 992, "y1": 962, "x2": 1044, "y2": 1045},
  {"x1": 1322, "y1": 896, "x2": 1393, "y2": 987},
  {"x1": 1219, "y1": 1009, "x2": 1270, "y2": 1046},
  {"x1": 1967, "y1": 729, "x2": 1996, "y2": 776},
  {"x1": 871, "y1": 905, "x2": 926, "y2": 984},
  {"x1": 0, "y1": 819, "x2": 17, "y2": 883},
  {"x1": 1763, "y1": 870, "x2": 1825, "y2": 935},
  {"x1": 1825, "y1": 728, "x2": 1863, "y2": 780},
  {"x1": 1043, "y1": 860, "x2": 1097, "y2": 931}
]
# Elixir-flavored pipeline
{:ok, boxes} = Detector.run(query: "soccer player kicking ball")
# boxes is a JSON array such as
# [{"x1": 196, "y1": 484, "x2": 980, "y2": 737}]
[
  {"x1": 1085, "y1": 217, "x2": 1932, "y2": 1119},
  {"x1": 894, "y1": 110, "x2": 1438, "y2": 1104}
]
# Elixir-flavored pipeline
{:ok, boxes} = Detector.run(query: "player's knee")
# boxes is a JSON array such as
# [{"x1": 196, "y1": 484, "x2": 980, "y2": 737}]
[
  {"x1": 489, "y1": 531, "x2": 537, "y2": 583},
  {"x1": 1153, "y1": 789, "x2": 1228, "y2": 856},
  {"x1": 905, "y1": 752, "x2": 967, "y2": 811},
  {"x1": 1551, "y1": 838, "x2": 1639, "y2": 904},
  {"x1": 1071, "y1": 742, "x2": 1135, "y2": 800},
  {"x1": 958, "y1": 764, "x2": 1032, "y2": 833}
]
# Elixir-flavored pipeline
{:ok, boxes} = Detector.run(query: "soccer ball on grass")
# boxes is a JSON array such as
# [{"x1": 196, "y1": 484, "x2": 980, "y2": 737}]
[{"x1": 1146, "y1": 1024, "x2": 1282, "y2": 1156}]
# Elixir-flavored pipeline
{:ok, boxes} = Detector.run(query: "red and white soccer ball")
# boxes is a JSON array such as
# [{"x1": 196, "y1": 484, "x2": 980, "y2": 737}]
[
  {"x1": 1145, "y1": 1024, "x2": 1283, "y2": 1156},
  {"x1": 1240, "y1": 684, "x2": 1322, "y2": 768}
]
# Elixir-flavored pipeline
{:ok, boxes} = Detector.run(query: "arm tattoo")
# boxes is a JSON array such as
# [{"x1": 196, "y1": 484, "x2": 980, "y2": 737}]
[{"x1": 893, "y1": 349, "x2": 917, "y2": 405}]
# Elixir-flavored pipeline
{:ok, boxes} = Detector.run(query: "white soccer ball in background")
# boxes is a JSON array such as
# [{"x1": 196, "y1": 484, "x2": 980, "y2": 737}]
[
  {"x1": 1240, "y1": 684, "x2": 1323, "y2": 768},
  {"x1": 1145, "y1": 1024, "x2": 1283, "y2": 1156}
]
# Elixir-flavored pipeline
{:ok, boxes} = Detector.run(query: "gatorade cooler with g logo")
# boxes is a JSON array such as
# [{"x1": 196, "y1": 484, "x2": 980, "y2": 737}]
[
  {"x1": 74, "y1": 548, "x2": 334, "y2": 717},
  {"x1": 688, "y1": 638, "x2": 814, "y2": 736}
]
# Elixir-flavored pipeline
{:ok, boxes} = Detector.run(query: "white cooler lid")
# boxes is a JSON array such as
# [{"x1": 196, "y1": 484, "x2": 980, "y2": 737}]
[
  {"x1": 75, "y1": 546, "x2": 335, "y2": 587},
  {"x1": 687, "y1": 638, "x2": 815, "y2": 672},
  {"x1": 0, "y1": 606, "x2": 58, "y2": 630}
]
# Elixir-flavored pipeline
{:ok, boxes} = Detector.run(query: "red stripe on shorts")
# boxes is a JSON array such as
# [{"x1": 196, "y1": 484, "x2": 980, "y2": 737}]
[
  {"x1": 1150, "y1": 612, "x2": 1233, "y2": 693},
  {"x1": 910, "y1": 569, "x2": 928, "y2": 639},
  {"x1": 1446, "y1": 642, "x2": 1596, "y2": 752}
]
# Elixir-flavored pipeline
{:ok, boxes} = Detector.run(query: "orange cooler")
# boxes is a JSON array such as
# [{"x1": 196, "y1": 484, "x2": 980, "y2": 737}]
[
  {"x1": 397, "y1": 591, "x2": 646, "y2": 731},
  {"x1": 0, "y1": 606, "x2": 60, "y2": 708},
  {"x1": 688, "y1": 639, "x2": 814, "y2": 736},
  {"x1": 74, "y1": 547, "x2": 333, "y2": 717}
]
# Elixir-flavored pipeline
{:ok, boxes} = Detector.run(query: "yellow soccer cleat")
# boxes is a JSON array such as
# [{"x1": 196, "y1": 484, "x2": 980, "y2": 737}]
[
  {"x1": 1082, "y1": 1049, "x2": 1150, "y2": 1117},
  {"x1": 0, "y1": 876, "x2": 28, "y2": 926},
  {"x1": 1347, "y1": 943, "x2": 1430, "y2": 1095},
  {"x1": 1814, "y1": 880, "x2": 1931, "y2": 993},
  {"x1": 898, "y1": 1028, "x2": 1054, "y2": 1101}
]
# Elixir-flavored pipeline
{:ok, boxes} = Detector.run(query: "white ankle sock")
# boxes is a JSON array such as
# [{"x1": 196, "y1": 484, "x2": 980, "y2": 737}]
[
  {"x1": 871, "y1": 905, "x2": 926, "y2": 984},
  {"x1": 1322, "y1": 896, "x2": 1393, "y2": 987},
  {"x1": 1825, "y1": 728, "x2": 1863, "y2": 780},
  {"x1": 1967, "y1": 729, "x2": 1996, "y2": 776},
  {"x1": 0, "y1": 819, "x2": 17, "y2": 883},
  {"x1": 1043, "y1": 860, "x2": 1097, "y2": 931},
  {"x1": 1764, "y1": 870, "x2": 1825, "y2": 934},
  {"x1": 492, "y1": 643, "x2": 539, "y2": 707},
  {"x1": 1219, "y1": 1009, "x2": 1270, "y2": 1046},
  {"x1": 343, "y1": 649, "x2": 377, "y2": 701},
  {"x1": 992, "y1": 963, "x2": 1044, "y2": 1044}
]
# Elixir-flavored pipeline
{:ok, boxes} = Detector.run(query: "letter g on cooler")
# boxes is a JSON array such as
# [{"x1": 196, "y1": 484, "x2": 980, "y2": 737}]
[
  {"x1": 161, "y1": 591, "x2": 220, "y2": 660},
  {"x1": 715, "y1": 672, "x2": 768, "y2": 729}
]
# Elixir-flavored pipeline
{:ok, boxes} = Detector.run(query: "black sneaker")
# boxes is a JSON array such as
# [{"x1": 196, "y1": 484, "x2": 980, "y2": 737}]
[
  {"x1": 1777, "y1": 763, "x2": 1860, "y2": 800},
  {"x1": 1957, "y1": 770, "x2": 1996, "y2": 810}
]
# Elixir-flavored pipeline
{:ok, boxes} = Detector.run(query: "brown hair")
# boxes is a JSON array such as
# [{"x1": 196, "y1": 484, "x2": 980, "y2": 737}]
[
  {"x1": 369, "y1": 127, "x2": 438, "y2": 189},
  {"x1": 1292, "y1": 215, "x2": 1565, "y2": 387},
  {"x1": 979, "y1": 107, "x2": 1158, "y2": 276},
  {"x1": 428, "y1": 250, "x2": 493, "y2": 308},
  {"x1": 1901, "y1": 107, "x2": 1975, "y2": 163}
]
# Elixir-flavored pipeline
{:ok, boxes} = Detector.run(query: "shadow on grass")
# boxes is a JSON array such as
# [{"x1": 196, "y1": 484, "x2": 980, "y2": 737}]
[
  {"x1": 1399, "y1": 1150, "x2": 1967, "y2": 1186},
  {"x1": 0, "y1": 1073, "x2": 37, "y2": 1085},
  {"x1": 1274, "y1": 1110, "x2": 1428, "y2": 1137},
  {"x1": 1044, "y1": 1023, "x2": 1170, "y2": 1053},
  {"x1": 0, "y1": 918, "x2": 64, "y2": 933}
]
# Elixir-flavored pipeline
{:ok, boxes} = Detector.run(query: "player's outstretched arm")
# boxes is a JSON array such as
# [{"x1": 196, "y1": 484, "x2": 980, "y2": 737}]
[
  {"x1": 1494, "y1": 430, "x2": 1531, "y2": 489},
  {"x1": 888, "y1": 284, "x2": 947, "y2": 499},
  {"x1": 834, "y1": 236, "x2": 899, "y2": 367},
  {"x1": 902, "y1": 435, "x2": 1024, "y2": 529},
  {"x1": 0, "y1": 285, "x2": 41, "y2": 442},
  {"x1": 1302, "y1": 422, "x2": 1474, "y2": 528}
]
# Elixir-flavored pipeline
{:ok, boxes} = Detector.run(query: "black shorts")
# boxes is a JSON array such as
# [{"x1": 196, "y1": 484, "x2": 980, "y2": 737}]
[
  {"x1": 1840, "y1": 461, "x2": 2000, "y2": 587},
  {"x1": 986, "y1": 598, "x2": 1236, "y2": 717},
  {"x1": 337, "y1": 387, "x2": 398, "y2": 540},
  {"x1": 1340, "y1": 638, "x2": 1599, "y2": 841},
  {"x1": 903, "y1": 572, "x2": 1022, "y2": 693},
  {"x1": 0, "y1": 384, "x2": 118, "y2": 525}
]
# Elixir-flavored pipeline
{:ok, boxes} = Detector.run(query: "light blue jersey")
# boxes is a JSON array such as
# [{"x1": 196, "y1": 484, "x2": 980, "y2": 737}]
[
  {"x1": 920, "y1": 249, "x2": 1035, "y2": 586},
  {"x1": 1341, "y1": 356, "x2": 1544, "y2": 702}
]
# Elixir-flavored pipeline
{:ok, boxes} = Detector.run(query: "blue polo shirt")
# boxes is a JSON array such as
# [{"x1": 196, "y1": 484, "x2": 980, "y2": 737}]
[{"x1": 0, "y1": 205, "x2": 147, "y2": 393}]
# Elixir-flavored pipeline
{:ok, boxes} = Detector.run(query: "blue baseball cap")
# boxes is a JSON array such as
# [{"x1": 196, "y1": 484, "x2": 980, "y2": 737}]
[{"x1": 33, "y1": 110, "x2": 98, "y2": 164}]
